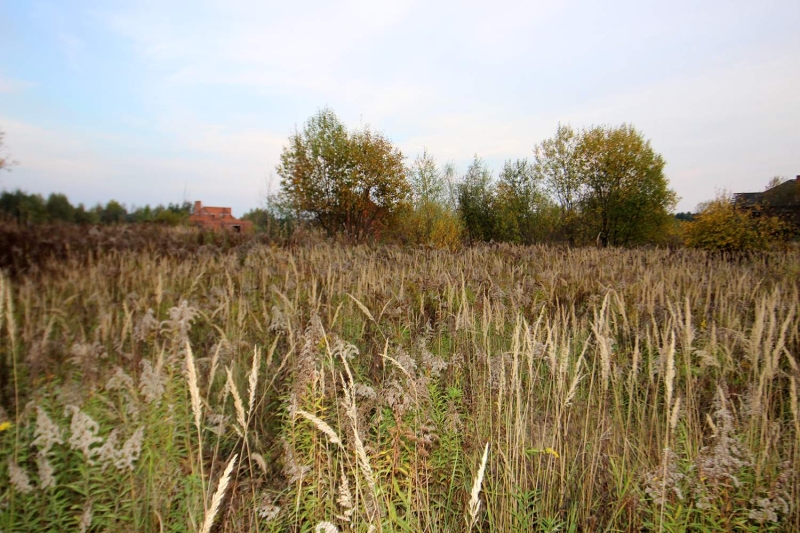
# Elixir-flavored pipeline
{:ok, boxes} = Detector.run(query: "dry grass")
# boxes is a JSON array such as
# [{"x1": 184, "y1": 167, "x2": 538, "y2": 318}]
[{"x1": 1, "y1": 235, "x2": 799, "y2": 531}]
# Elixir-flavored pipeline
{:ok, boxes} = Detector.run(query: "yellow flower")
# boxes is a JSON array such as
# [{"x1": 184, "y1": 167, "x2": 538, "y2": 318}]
[
  {"x1": 544, "y1": 447, "x2": 560, "y2": 459},
  {"x1": 0, "y1": 421, "x2": 11, "y2": 432},
  {"x1": 526, "y1": 447, "x2": 560, "y2": 459}
]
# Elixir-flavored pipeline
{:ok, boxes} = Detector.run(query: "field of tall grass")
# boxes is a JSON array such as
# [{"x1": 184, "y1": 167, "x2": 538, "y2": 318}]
[{"x1": 1, "y1": 232, "x2": 798, "y2": 531}]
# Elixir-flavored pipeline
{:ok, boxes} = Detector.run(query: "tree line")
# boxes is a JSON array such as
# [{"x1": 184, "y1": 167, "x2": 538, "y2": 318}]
[
  {"x1": 2, "y1": 119, "x2": 794, "y2": 250},
  {"x1": 0, "y1": 190, "x2": 192, "y2": 226},
  {"x1": 274, "y1": 108, "x2": 678, "y2": 247}
]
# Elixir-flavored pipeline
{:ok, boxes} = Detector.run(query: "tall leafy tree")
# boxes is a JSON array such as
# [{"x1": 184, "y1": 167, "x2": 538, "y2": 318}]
[
  {"x1": 277, "y1": 108, "x2": 409, "y2": 240},
  {"x1": 493, "y1": 158, "x2": 556, "y2": 244},
  {"x1": 0, "y1": 190, "x2": 46, "y2": 223},
  {"x1": 458, "y1": 156, "x2": 495, "y2": 242},
  {"x1": 404, "y1": 148, "x2": 460, "y2": 246},
  {"x1": 409, "y1": 148, "x2": 445, "y2": 207},
  {"x1": 45, "y1": 193, "x2": 75, "y2": 222},
  {"x1": 99, "y1": 200, "x2": 128, "y2": 224},
  {"x1": 533, "y1": 124, "x2": 583, "y2": 244},
  {"x1": 577, "y1": 124, "x2": 676, "y2": 246}
]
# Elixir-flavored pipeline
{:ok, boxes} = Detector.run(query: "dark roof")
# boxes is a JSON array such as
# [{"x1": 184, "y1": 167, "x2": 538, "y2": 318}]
[{"x1": 734, "y1": 178, "x2": 800, "y2": 208}]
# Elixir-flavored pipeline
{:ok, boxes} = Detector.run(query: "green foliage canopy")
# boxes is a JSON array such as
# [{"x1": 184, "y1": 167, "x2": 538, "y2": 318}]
[
  {"x1": 532, "y1": 123, "x2": 677, "y2": 246},
  {"x1": 577, "y1": 124, "x2": 677, "y2": 246},
  {"x1": 277, "y1": 108, "x2": 410, "y2": 240}
]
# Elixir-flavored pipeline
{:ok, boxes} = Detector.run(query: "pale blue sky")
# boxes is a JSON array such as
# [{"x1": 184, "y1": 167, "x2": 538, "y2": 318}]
[{"x1": 1, "y1": 0, "x2": 798, "y2": 215}]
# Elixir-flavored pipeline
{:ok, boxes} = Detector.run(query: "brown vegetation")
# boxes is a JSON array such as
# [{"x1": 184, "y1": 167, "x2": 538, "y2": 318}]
[{"x1": 1, "y1": 230, "x2": 798, "y2": 531}]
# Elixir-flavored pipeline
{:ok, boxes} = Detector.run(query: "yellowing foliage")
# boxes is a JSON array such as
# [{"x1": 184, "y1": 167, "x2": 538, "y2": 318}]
[
  {"x1": 397, "y1": 200, "x2": 463, "y2": 249},
  {"x1": 684, "y1": 194, "x2": 791, "y2": 251}
]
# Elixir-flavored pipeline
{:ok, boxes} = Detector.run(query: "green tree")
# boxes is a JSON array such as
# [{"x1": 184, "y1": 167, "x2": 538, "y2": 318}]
[
  {"x1": 243, "y1": 194, "x2": 296, "y2": 237},
  {"x1": 533, "y1": 124, "x2": 583, "y2": 245},
  {"x1": 457, "y1": 156, "x2": 495, "y2": 243},
  {"x1": 0, "y1": 190, "x2": 46, "y2": 223},
  {"x1": 45, "y1": 193, "x2": 75, "y2": 222},
  {"x1": 398, "y1": 150, "x2": 463, "y2": 248},
  {"x1": 74, "y1": 203, "x2": 98, "y2": 224},
  {"x1": 442, "y1": 161, "x2": 460, "y2": 212},
  {"x1": 409, "y1": 148, "x2": 445, "y2": 207},
  {"x1": 100, "y1": 200, "x2": 128, "y2": 224},
  {"x1": 493, "y1": 158, "x2": 558, "y2": 244},
  {"x1": 576, "y1": 124, "x2": 677, "y2": 246},
  {"x1": 277, "y1": 108, "x2": 410, "y2": 240},
  {"x1": 405, "y1": 149, "x2": 457, "y2": 244}
]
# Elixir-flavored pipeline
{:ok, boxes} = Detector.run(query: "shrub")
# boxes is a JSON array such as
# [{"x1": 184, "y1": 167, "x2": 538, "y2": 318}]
[{"x1": 684, "y1": 193, "x2": 792, "y2": 251}]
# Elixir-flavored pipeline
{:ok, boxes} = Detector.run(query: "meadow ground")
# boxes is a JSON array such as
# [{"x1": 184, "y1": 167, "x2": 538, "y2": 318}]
[{"x1": 1, "y1": 229, "x2": 798, "y2": 532}]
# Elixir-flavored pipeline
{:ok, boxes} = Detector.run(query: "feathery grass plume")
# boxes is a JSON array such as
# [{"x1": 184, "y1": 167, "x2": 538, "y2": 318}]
[
  {"x1": 199, "y1": 454, "x2": 238, "y2": 533},
  {"x1": 225, "y1": 366, "x2": 246, "y2": 434},
  {"x1": 591, "y1": 294, "x2": 614, "y2": 391},
  {"x1": 32, "y1": 406, "x2": 63, "y2": 456},
  {"x1": 664, "y1": 331, "x2": 676, "y2": 412},
  {"x1": 8, "y1": 458, "x2": 33, "y2": 493},
  {"x1": 281, "y1": 437, "x2": 311, "y2": 484},
  {"x1": 339, "y1": 365, "x2": 379, "y2": 514},
  {"x1": 789, "y1": 374, "x2": 799, "y2": 437},
  {"x1": 163, "y1": 300, "x2": 198, "y2": 341},
  {"x1": 294, "y1": 409, "x2": 343, "y2": 447},
  {"x1": 185, "y1": 341, "x2": 202, "y2": 431},
  {"x1": 65, "y1": 406, "x2": 103, "y2": 462},
  {"x1": 467, "y1": 442, "x2": 490, "y2": 529},
  {"x1": 78, "y1": 500, "x2": 93, "y2": 533},
  {"x1": 630, "y1": 336, "x2": 640, "y2": 385},
  {"x1": 336, "y1": 470, "x2": 354, "y2": 522},
  {"x1": 247, "y1": 345, "x2": 261, "y2": 421},
  {"x1": 97, "y1": 428, "x2": 122, "y2": 467},
  {"x1": 139, "y1": 356, "x2": 167, "y2": 405},
  {"x1": 133, "y1": 308, "x2": 158, "y2": 342},
  {"x1": 36, "y1": 453, "x2": 56, "y2": 489},
  {"x1": 207, "y1": 341, "x2": 222, "y2": 396},
  {"x1": 352, "y1": 406, "x2": 378, "y2": 503},
  {"x1": 257, "y1": 502, "x2": 281, "y2": 521},
  {"x1": 315, "y1": 522, "x2": 339, "y2": 533},
  {"x1": 347, "y1": 293, "x2": 375, "y2": 322},
  {"x1": 98, "y1": 426, "x2": 144, "y2": 472},
  {"x1": 564, "y1": 343, "x2": 588, "y2": 408},
  {"x1": 251, "y1": 452, "x2": 267, "y2": 474},
  {"x1": 105, "y1": 366, "x2": 135, "y2": 391},
  {"x1": 670, "y1": 397, "x2": 682, "y2": 431}
]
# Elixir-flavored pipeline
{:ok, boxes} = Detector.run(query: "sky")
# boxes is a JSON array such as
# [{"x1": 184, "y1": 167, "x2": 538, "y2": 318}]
[{"x1": 1, "y1": 0, "x2": 799, "y2": 215}]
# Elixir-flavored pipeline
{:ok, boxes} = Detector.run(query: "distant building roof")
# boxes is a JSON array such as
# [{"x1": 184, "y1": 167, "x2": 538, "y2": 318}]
[{"x1": 734, "y1": 176, "x2": 800, "y2": 225}]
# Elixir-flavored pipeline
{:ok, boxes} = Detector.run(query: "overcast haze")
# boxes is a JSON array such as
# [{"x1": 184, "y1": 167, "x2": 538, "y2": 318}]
[{"x1": 1, "y1": 0, "x2": 799, "y2": 215}]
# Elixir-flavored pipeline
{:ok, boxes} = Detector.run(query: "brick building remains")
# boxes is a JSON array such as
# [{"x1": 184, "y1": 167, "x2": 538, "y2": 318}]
[{"x1": 188, "y1": 201, "x2": 253, "y2": 233}]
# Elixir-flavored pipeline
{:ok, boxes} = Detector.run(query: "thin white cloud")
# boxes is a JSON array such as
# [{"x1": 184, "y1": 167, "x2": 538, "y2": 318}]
[
  {"x1": 5, "y1": 0, "x2": 798, "y2": 215},
  {"x1": 0, "y1": 77, "x2": 35, "y2": 93},
  {"x1": 0, "y1": 115, "x2": 282, "y2": 215}
]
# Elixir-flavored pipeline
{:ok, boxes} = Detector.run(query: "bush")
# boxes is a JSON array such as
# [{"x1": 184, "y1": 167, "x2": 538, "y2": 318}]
[{"x1": 684, "y1": 194, "x2": 792, "y2": 252}]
